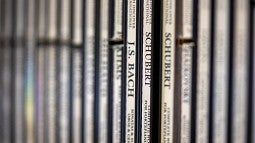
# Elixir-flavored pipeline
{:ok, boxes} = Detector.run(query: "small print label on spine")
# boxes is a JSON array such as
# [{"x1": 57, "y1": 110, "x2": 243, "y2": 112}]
[
  {"x1": 161, "y1": 0, "x2": 176, "y2": 142},
  {"x1": 113, "y1": 46, "x2": 123, "y2": 143},
  {"x1": 99, "y1": 0, "x2": 110, "y2": 142},
  {"x1": 125, "y1": 0, "x2": 137, "y2": 142},
  {"x1": 142, "y1": 0, "x2": 152, "y2": 142},
  {"x1": 180, "y1": 44, "x2": 193, "y2": 143}
]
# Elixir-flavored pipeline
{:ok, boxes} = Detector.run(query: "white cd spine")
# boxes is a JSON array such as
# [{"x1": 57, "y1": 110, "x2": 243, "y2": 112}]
[
  {"x1": 160, "y1": 0, "x2": 176, "y2": 142},
  {"x1": 125, "y1": 0, "x2": 137, "y2": 142},
  {"x1": 141, "y1": 0, "x2": 152, "y2": 142}
]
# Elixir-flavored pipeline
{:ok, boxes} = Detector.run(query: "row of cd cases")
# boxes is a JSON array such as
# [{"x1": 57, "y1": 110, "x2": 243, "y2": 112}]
[{"x1": 0, "y1": 0, "x2": 255, "y2": 142}]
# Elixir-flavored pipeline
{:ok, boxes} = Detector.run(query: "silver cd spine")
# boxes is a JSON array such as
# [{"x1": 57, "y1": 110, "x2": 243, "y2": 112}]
[
  {"x1": 231, "y1": 0, "x2": 250, "y2": 142},
  {"x1": 72, "y1": 0, "x2": 83, "y2": 45},
  {"x1": 2, "y1": 43, "x2": 12, "y2": 143},
  {"x1": 180, "y1": 43, "x2": 193, "y2": 143},
  {"x1": 60, "y1": 0, "x2": 71, "y2": 42},
  {"x1": 45, "y1": 45, "x2": 57, "y2": 143},
  {"x1": 35, "y1": 45, "x2": 45, "y2": 143},
  {"x1": 45, "y1": 0, "x2": 57, "y2": 142},
  {"x1": 112, "y1": 0, "x2": 123, "y2": 40},
  {"x1": 180, "y1": 0, "x2": 193, "y2": 39},
  {"x1": 35, "y1": 0, "x2": 46, "y2": 142},
  {"x1": 84, "y1": 0, "x2": 95, "y2": 142},
  {"x1": 71, "y1": 0, "x2": 83, "y2": 142},
  {"x1": 212, "y1": 0, "x2": 230, "y2": 142},
  {"x1": 58, "y1": 0, "x2": 71, "y2": 142},
  {"x1": 24, "y1": 0, "x2": 36, "y2": 142},
  {"x1": 112, "y1": 45, "x2": 123, "y2": 143},
  {"x1": 14, "y1": 45, "x2": 25, "y2": 143},
  {"x1": 195, "y1": 0, "x2": 211, "y2": 142},
  {"x1": 58, "y1": 45, "x2": 71, "y2": 143},
  {"x1": 48, "y1": 0, "x2": 57, "y2": 41},
  {"x1": 99, "y1": 0, "x2": 110, "y2": 142},
  {"x1": 71, "y1": 48, "x2": 82, "y2": 143},
  {"x1": 179, "y1": 0, "x2": 193, "y2": 142}
]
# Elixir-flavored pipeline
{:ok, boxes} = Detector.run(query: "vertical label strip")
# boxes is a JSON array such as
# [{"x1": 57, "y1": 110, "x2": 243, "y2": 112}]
[
  {"x1": 161, "y1": 0, "x2": 176, "y2": 142},
  {"x1": 112, "y1": 45, "x2": 123, "y2": 143},
  {"x1": 125, "y1": 0, "x2": 137, "y2": 142},
  {"x1": 142, "y1": 0, "x2": 152, "y2": 142},
  {"x1": 180, "y1": 44, "x2": 193, "y2": 143}
]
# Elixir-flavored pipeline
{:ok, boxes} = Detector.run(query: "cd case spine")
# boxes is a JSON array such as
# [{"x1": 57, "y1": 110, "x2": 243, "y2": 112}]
[
  {"x1": 98, "y1": 0, "x2": 110, "y2": 142},
  {"x1": 125, "y1": 0, "x2": 138, "y2": 142},
  {"x1": 71, "y1": 0, "x2": 83, "y2": 142},
  {"x1": 160, "y1": 0, "x2": 176, "y2": 142},
  {"x1": 195, "y1": 0, "x2": 211, "y2": 142},
  {"x1": 212, "y1": 0, "x2": 230, "y2": 142},
  {"x1": 180, "y1": 43, "x2": 193, "y2": 143},
  {"x1": 111, "y1": 45, "x2": 124, "y2": 143},
  {"x1": 84, "y1": 0, "x2": 95, "y2": 142},
  {"x1": 231, "y1": 0, "x2": 250, "y2": 142},
  {"x1": 141, "y1": 0, "x2": 153, "y2": 141}
]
